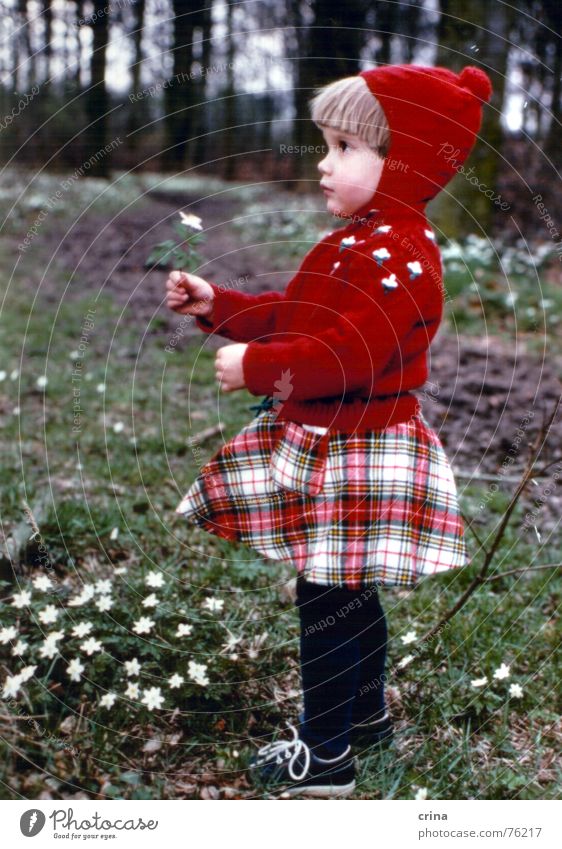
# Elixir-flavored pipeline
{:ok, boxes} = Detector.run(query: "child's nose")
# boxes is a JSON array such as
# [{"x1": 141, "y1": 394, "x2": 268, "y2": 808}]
[{"x1": 317, "y1": 155, "x2": 330, "y2": 174}]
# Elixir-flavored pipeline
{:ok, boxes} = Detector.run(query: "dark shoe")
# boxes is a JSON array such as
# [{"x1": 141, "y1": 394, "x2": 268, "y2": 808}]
[
  {"x1": 297, "y1": 709, "x2": 394, "y2": 747},
  {"x1": 350, "y1": 709, "x2": 394, "y2": 746},
  {"x1": 248, "y1": 723, "x2": 356, "y2": 798}
]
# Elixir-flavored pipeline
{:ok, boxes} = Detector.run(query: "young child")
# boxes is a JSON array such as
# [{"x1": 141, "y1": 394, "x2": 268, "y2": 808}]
[{"x1": 166, "y1": 63, "x2": 492, "y2": 798}]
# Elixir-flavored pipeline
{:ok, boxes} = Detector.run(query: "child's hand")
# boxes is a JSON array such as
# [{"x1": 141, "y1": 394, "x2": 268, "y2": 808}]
[
  {"x1": 215, "y1": 344, "x2": 248, "y2": 392},
  {"x1": 165, "y1": 270, "x2": 214, "y2": 317}
]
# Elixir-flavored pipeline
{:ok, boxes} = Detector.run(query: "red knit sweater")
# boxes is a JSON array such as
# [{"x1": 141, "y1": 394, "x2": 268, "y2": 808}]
[
  {"x1": 193, "y1": 64, "x2": 492, "y2": 430},
  {"x1": 196, "y1": 204, "x2": 444, "y2": 430}
]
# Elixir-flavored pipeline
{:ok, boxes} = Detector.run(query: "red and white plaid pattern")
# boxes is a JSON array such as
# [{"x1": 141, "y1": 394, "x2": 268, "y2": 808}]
[{"x1": 176, "y1": 410, "x2": 470, "y2": 589}]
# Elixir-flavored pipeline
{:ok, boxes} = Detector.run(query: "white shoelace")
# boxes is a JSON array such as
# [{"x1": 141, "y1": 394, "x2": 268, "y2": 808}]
[{"x1": 255, "y1": 723, "x2": 311, "y2": 781}]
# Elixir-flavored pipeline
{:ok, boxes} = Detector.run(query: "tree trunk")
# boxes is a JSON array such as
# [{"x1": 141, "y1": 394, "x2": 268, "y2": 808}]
[
  {"x1": 431, "y1": 0, "x2": 511, "y2": 239},
  {"x1": 288, "y1": 0, "x2": 367, "y2": 189},
  {"x1": 161, "y1": 0, "x2": 195, "y2": 172},
  {"x1": 83, "y1": 0, "x2": 111, "y2": 178},
  {"x1": 126, "y1": 0, "x2": 146, "y2": 152},
  {"x1": 222, "y1": 0, "x2": 237, "y2": 180},
  {"x1": 191, "y1": 3, "x2": 213, "y2": 167},
  {"x1": 42, "y1": 0, "x2": 53, "y2": 84}
]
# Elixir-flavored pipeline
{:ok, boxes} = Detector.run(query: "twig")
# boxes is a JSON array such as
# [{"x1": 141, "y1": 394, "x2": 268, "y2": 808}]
[
  {"x1": 483, "y1": 563, "x2": 562, "y2": 582},
  {"x1": 188, "y1": 423, "x2": 224, "y2": 445}
]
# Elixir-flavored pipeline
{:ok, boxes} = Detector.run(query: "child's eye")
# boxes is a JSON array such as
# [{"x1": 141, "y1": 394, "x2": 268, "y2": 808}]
[{"x1": 337, "y1": 140, "x2": 350, "y2": 151}]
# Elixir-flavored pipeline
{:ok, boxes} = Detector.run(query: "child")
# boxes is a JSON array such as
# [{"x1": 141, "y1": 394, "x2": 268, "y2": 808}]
[{"x1": 166, "y1": 63, "x2": 492, "y2": 798}]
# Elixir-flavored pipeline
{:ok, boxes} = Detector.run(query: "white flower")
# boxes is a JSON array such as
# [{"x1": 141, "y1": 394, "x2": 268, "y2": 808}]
[
  {"x1": 508, "y1": 683, "x2": 523, "y2": 699},
  {"x1": 13, "y1": 406, "x2": 20, "y2": 416},
  {"x1": 38, "y1": 604, "x2": 59, "y2": 624},
  {"x1": 374, "y1": 225, "x2": 391, "y2": 234},
  {"x1": 142, "y1": 593, "x2": 159, "y2": 609},
  {"x1": 71, "y1": 622, "x2": 93, "y2": 638},
  {"x1": 96, "y1": 383, "x2": 106, "y2": 393},
  {"x1": 67, "y1": 585, "x2": 96, "y2": 606},
  {"x1": 36, "y1": 375, "x2": 48, "y2": 389},
  {"x1": 133, "y1": 617, "x2": 155, "y2": 635},
  {"x1": 69, "y1": 350, "x2": 80, "y2": 360},
  {"x1": 398, "y1": 654, "x2": 414, "y2": 668},
  {"x1": 12, "y1": 640, "x2": 29, "y2": 656},
  {"x1": 124, "y1": 658, "x2": 141, "y2": 676},
  {"x1": 109, "y1": 527, "x2": 119, "y2": 540},
  {"x1": 493, "y1": 663, "x2": 511, "y2": 681},
  {"x1": 2, "y1": 674, "x2": 23, "y2": 699},
  {"x1": 0, "y1": 370, "x2": 6, "y2": 381},
  {"x1": 141, "y1": 686, "x2": 165, "y2": 710},
  {"x1": 380, "y1": 273, "x2": 398, "y2": 292},
  {"x1": 179, "y1": 211, "x2": 203, "y2": 231},
  {"x1": 424, "y1": 229, "x2": 436, "y2": 241},
  {"x1": 407, "y1": 261, "x2": 423, "y2": 279},
  {"x1": 125, "y1": 682, "x2": 140, "y2": 699},
  {"x1": 32, "y1": 575, "x2": 53, "y2": 591},
  {"x1": 95, "y1": 596, "x2": 113, "y2": 612},
  {"x1": 202, "y1": 597, "x2": 224, "y2": 613},
  {"x1": 100, "y1": 693, "x2": 117, "y2": 709},
  {"x1": 11, "y1": 590, "x2": 32, "y2": 608},
  {"x1": 401, "y1": 630, "x2": 417, "y2": 645},
  {"x1": 176, "y1": 623, "x2": 193, "y2": 637},
  {"x1": 10, "y1": 369, "x2": 19, "y2": 380},
  {"x1": 39, "y1": 631, "x2": 64, "y2": 659},
  {"x1": 372, "y1": 247, "x2": 391, "y2": 265},
  {"x1": 145, "y1": 570, "x2": 165, "y2": 588},
  {"x1": 80, "y1": 637, "x2": 103, "y2": 656},
  {"x1": 114, "y1": 566, "x2": 128, "y2": 575},
  {"x1": 471, "y1": 676, "x2": 488, "y2": 688},
  {"x1": 18, "y1": 665, "x2": 37, "y2": 683},
  {"x1": 339, "y1": 235, "x2": 356, "y2": 251},
  {"x1": 221, "y1": 630, "x2": 241, "y2": 653},
  {"x1": 67, "y1": 658, "x2": 85, "y2": 682},
  {"x1": 414, "y1": 787, "x2": 428, "y2": 800},
  {"x1": 95, "y1": 579, "x2": 112, "y2": 595},
  {"x1": 188, "y1": 660, "x2": 210, "y2": 686},
  {"x1": 112, "y1": 421, "x2": 124, "y2": 433},
  {"x1": 0, "y1": 626, "x2": 18, "y2": 644},
  {"x1": 168, "y1": 673, "x2": 184, "y2": 689}
]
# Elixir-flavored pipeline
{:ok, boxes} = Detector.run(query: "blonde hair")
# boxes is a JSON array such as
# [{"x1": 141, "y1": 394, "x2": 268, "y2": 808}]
[{"x1": 309, "y1": 76, "x2": 391, "y2": 158}]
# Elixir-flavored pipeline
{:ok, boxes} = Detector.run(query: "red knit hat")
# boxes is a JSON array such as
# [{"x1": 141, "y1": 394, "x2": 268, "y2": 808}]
[{"x1": 357, "y1": 63, "x2": 493, "y2": 214}]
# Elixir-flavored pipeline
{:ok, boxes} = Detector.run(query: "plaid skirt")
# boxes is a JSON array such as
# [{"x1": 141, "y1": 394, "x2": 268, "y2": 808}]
[{"x1": 175, "y1": 409, "x2": 470, "y2": 589}]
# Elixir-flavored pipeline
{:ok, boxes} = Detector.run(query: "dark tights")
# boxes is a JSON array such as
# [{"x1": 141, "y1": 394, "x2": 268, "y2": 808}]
[{"x1": 295, "y1": 575, "x2": 388, "y2": 758}]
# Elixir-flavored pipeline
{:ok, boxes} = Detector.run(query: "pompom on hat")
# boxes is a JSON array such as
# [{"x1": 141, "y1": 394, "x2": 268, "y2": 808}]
[{"x1": 356, "y1": 63, "x2": 493, "y2": 215}]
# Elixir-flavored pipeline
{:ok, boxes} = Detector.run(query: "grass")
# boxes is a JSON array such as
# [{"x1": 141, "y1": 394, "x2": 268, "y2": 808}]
[{"x1": 0, "y1": 169, "x2": 560, "y2": 800}]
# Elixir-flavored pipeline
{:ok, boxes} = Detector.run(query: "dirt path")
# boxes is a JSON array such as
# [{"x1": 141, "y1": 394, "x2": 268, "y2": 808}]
[{"x1": 40, "y1": 188, "x2": 562, "y2": 540}]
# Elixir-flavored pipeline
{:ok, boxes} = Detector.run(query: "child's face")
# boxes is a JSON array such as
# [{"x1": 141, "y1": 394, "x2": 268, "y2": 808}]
[{"x1": 317, "y1": 126, "x2": 385, "y2": 217}]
